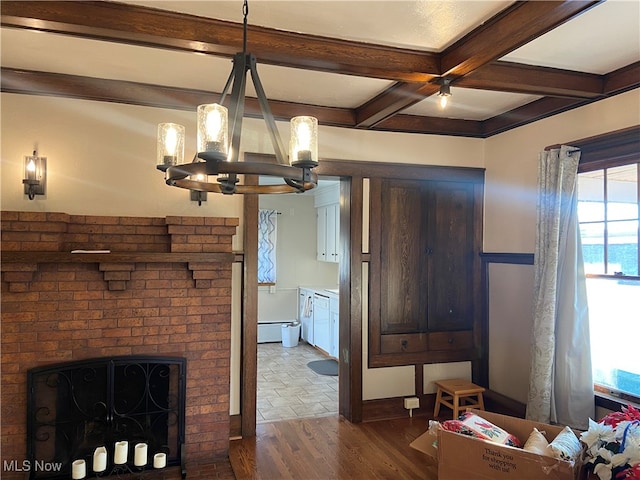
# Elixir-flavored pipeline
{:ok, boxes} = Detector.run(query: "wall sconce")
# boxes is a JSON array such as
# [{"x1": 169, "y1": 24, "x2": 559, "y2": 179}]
[
  {"x1": 190, "y1": 173, "x2": 207, "y2": 206},
  {"x1": 190, "y1": 190, "x2": 207, "y2": 206},
  {"x1": 23, "y1": 149, "x2": 46, "y2": 200}
]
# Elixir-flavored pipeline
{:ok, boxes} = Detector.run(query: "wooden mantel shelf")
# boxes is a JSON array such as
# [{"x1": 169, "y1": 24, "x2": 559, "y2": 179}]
[
  {"x1": 1, "y1": 251, "x2": 240, "y2": 264},
  {"x1": 1, "y1": 251, "x2": 243, "y2": 291}
]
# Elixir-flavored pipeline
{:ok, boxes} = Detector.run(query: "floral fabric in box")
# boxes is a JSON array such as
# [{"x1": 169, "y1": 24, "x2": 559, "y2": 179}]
[{"x1": 441, "y1": 411, "x2": 522, "y2": 447}]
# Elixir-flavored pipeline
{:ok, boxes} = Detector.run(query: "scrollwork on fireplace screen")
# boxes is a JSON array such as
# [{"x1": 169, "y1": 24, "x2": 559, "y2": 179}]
[{"x1": 27, "y1": 356, "x2": 186, "y2": 480}]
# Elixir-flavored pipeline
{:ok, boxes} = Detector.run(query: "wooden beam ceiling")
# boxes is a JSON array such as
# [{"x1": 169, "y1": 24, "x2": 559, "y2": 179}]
[{"x1": 1, "y1": 0, "x2": 638, "y2": 138}]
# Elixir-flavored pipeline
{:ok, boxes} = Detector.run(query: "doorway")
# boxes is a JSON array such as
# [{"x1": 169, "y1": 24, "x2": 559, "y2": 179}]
[
  {"x1": 256, "y1": 180, "x2": 340, "y2": 423},
  {"x1": 241, "y1": 159, "x2": 364, "y2": 437}
]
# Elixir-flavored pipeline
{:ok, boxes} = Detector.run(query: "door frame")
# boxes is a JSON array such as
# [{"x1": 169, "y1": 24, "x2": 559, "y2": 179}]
[{"x1": 240, "y1": 156, "x2": 364, "y2": 437}]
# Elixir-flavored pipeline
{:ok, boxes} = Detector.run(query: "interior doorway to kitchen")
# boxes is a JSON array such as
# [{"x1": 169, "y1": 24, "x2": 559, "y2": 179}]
[
  {"x1": 256, "y1": 179, "x2": 340, "y2": 423},
  {"x1": 241, "y1": 157, "x2": 363, "y2": 438}
]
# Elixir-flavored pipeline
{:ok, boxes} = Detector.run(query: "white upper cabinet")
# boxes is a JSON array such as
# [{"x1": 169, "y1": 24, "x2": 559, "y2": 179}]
[{"x1": 315, "y1": 183, "x2": 340, "y2": 264}]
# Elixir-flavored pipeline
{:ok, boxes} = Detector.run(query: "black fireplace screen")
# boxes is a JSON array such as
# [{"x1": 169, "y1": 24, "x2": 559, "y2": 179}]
[{"x1": 27, "y1": 356, "x2": 186, "y2": 479}]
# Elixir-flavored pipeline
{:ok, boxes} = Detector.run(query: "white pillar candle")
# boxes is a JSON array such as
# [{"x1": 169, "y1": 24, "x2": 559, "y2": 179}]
[
  {"x1": 71, "y1": 459, "x2": 86, "y2": 479},
  {"x1": 93, "y1": 446, "x2": 107, "y2": 472},
  {"x1": 114, "y1": 440, "x2": 128, "y2": 465},
  {"x1": 153, "y1": 452, "x2": 166, "y2": 469},
  {"x1": 134, "y1": 443, "x2": 148, "y2": 467}
]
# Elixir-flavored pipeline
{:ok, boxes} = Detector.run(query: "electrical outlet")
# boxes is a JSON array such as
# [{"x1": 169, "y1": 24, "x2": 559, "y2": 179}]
[{"x1": 404, "y1": 397, "x2": 420, "y2": 409}]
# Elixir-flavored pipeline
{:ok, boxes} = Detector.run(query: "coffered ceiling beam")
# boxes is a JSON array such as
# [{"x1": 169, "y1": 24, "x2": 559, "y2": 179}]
[
  {"x1": 482, "y1": 97, "x2": 589, "y2": 137},
  {"x1": 3, "y1": 60, "x2": 637, "y2": 138},
  {"x1": 374, "y1": 114, "x2": 484, "y2": 138},
  {"x1": 354, "y1": 0, "x2": 602, "y2": 128},
  {"x1": 604, "y1": 62, "x2": 640, "y2": 95},
  {"x1": 2, "y1": 1, "x2": 634, "y2": 138},
  {"x1": 0, "y1": 0, "x2": 438, "y2": 83},
  {"x1": 0, "y1": 68, "x2": 357, "y2": 127},
  {"x1": 354, "y1": 82, "x2": 441, "y2": 130},
  {"x1": 459, "y1": 62, "x2": 603, "y2": 99}
]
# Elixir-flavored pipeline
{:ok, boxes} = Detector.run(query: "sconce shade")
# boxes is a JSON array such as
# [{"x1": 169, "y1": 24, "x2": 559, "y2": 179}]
[
  {"x1": 157, "y1": 123, "x2": 185, "y2": 168},
  {"x1": 289, "y1": 116, "x2": 318, "y2": 167},
  {"x1": 23, "y1": 154, "x2": 46, "y2": 199}
]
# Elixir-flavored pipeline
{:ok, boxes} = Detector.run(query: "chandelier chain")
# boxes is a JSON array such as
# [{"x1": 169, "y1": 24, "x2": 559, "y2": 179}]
[{"x1": 242, "y1": 0, "x2": 248, "y2": 54}]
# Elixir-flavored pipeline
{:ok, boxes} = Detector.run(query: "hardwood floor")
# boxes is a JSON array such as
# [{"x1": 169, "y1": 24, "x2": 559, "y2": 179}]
[
  {"x1": 135, "y1": 397, "x2": 522, "y2": 480},
  {"x1": 229, "y1": 414, "x2": 438, "y2": 479}
]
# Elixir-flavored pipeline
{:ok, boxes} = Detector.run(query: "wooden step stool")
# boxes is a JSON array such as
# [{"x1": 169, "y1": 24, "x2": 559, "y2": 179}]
[{"x1": 433, "y1": 378, "x2": 485, "y2": 419}]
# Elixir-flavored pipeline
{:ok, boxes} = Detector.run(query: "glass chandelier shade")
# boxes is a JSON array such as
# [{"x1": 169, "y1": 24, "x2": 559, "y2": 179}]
[
  {"x1": 197, "y1": 103, "x2": 229, "y2": 156},
  {"x1": 289, "y1": 116, "x2": 318, "y2": 167},
  {"x1": 157, "y1": 123, "x2": 185, "y2": 168}
]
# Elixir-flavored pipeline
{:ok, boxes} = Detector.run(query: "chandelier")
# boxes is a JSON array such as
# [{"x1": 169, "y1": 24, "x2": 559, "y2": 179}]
[{"x1": 156, "y1": 0, "x2": 319, "y2": 195}]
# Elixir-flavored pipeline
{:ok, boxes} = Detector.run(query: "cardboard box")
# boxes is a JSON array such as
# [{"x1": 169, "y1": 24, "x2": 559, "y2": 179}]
[{"x1": 410, "y1": 409, "x2": 582, "y2": 480}]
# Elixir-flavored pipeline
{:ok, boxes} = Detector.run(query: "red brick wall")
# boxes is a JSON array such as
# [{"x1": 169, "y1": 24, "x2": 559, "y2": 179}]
[{"x1": 0, "y1": 211, "x2": 239, "y2": 477}]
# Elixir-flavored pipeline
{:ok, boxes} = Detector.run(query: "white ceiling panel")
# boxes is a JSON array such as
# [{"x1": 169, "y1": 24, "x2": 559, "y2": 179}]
[
  {"x1": 0, "y1": 27, "x2": 391, "y2": 108},
  {"x1": 501, "y1": 0, "x2": 640, "y2": 74},
  {"x1": 120, "y1": 0, "x2": 514, "y2": 51},
  {"x1": 2, "y1": 0, "x2": 638, "y2": 131}
]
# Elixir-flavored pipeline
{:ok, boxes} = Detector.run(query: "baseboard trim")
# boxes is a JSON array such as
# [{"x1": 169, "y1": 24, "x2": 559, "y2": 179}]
[
  {"x1": 361, "y1": 394, "x2": 436, "y2": 422},
  {"x1": 483, "y1": 389, "x2": 526, "y2": 418},
  {"x1": 361, "y1": 389, "x2": 526, "y2": 423},
  {"x1": 234, "y1": 389, "x2": 526, "y2": 434},
  {"x1": 230, "y1": 414, "x2": 242, "y2": 439}
]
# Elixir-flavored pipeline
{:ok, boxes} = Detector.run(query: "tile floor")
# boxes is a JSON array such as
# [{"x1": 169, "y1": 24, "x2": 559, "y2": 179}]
[{"x1": 256, "y1": 341, "x2": 338, "y2": 424}]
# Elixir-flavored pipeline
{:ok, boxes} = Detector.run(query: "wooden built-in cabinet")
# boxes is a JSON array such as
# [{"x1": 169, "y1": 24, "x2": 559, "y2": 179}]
[{"x1": 368, "y1": 176, "x2": 483, "y2": 367}]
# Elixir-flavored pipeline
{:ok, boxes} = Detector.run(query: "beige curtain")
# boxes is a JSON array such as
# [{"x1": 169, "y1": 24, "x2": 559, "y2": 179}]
[{"x1": 526, "y1": 145, "x2": 594, "y2": 429}]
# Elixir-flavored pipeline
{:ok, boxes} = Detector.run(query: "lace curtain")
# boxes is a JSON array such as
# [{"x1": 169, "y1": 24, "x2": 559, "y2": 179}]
[
  {"x1": 258, "y1": 209, "x2": 278, "y2": 284},
  {"x1": 526, "y1": 145, "x2": 594, "y2": 429}
]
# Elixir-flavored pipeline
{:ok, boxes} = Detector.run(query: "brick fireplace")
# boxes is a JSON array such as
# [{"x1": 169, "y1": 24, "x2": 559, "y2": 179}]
[{"x1": 1, "y1": 211, "x2": 239, "y2": 479}]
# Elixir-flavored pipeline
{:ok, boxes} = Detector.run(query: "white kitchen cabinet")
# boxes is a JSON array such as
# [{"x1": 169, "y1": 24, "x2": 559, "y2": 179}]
[
  {"x1": 314, "y1": 183, "x2": 340, "y2": 264},
  {"x1": 316, "y1": 203, "x2": 339, "y2": 263},
  {"x1": 329, "y1": 294, "x2": 339, "y2": 359}
]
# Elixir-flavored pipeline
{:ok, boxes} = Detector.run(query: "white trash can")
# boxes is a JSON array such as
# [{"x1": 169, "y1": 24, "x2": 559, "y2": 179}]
[{"x1": 281, "y1": 322, "x2": 301, "y2": 348}]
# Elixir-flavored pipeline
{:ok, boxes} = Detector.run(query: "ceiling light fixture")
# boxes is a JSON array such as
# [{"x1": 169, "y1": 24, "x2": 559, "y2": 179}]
[
  {"x1": 156, "y1": 0, "x2": 319, "y2": 195},
  {"x1": 438, "y1": 78, "x2": 452, "y2": 109}
]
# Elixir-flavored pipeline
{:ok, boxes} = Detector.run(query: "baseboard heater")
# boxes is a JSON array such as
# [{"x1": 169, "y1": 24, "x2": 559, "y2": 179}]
[{"x1": 258, "y1": 320, "x2": 295, "y2": 343}]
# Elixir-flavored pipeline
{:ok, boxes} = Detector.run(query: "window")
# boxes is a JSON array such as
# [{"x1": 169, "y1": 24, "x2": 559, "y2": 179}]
[
  {"x1": 577, "y1": 162, "x2": 640, "y2": 399},
  {"x1": 257, "y1": 209, "x2": 278, "y2": 284}
]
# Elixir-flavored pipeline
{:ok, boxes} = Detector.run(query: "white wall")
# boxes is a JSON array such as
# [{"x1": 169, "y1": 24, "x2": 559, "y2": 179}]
[
  {"x1": 257, "y1": 193, "x2": 338, "y2": 323},
  {"x1": 5, "y1": 89, "x2": 636, "y2": 412},
  {"x1": 0, "y1": 92, "x2": 484, "y2": 413},
  {"x1": 483, "y1": 89, "x2": 640, "y2": 403}
]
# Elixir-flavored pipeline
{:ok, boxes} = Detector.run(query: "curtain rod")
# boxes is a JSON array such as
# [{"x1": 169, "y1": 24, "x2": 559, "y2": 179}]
[{"x1": 544, "y1": 144, "x2": 580, "y2": 154}]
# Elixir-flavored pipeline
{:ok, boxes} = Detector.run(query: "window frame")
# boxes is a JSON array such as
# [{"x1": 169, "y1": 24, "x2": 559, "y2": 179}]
[
  {"x1": 578, "y1": 163, "x2": 640, "y2": 276},
  {"x1": 571, "y1": 126, "x2": 640, "y2": 406}
]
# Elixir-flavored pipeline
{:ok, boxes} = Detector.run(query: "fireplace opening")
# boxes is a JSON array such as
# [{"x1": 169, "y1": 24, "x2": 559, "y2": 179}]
[{"x1": 27, "y1": 356, "x2": 186, "y2": 479}]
